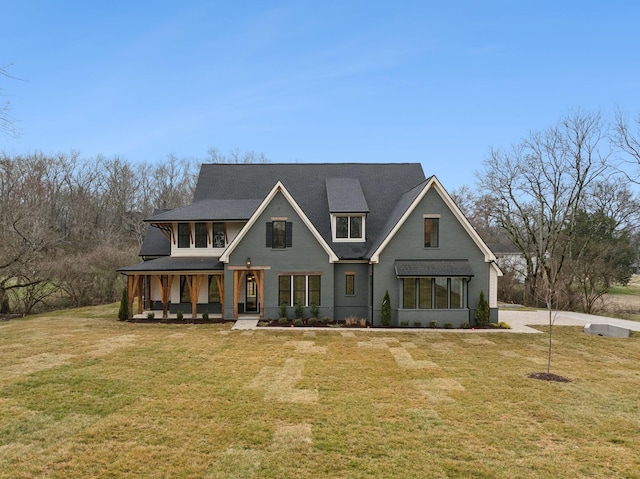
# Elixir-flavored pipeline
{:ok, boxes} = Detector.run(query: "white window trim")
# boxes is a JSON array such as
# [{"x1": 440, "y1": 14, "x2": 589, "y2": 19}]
[{"x1": 331, "y1": 214, "x2": 366, "y2": 242}]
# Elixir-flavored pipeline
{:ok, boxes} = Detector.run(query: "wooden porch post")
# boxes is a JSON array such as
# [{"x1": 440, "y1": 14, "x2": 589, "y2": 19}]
[
  {"x1": 136, "y1": 275, "x2": 143, "y2": 315},
  {"x1": 233, "y1": 270, "x2": 246, "y2": 319},
  {"x1": 215, "y1": 274, "x2": 224, "y2": 319},
  {"x1": 155, "y1": 275, "x2": 173, "y2": 319},
  {"x1": 185, "y1": 274, "x2": 205, "y2": 319},
  {"x1": 253, "y1": 270, "x2": 264, "y2": 319},
  {"x1": 127, "y1": 275, "x2": 137, "y2": 319}
]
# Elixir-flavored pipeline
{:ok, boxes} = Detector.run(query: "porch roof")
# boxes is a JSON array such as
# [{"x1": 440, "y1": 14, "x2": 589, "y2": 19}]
[
  {"x1": 394, "y1": 259, "x2": 474, "y2": 277},
  {"x1": 145, "y1": 199, "x2": 262, "y2": 222},
  {"x1": 118, "y1": 256, "x2": 224, "y2": 274}
]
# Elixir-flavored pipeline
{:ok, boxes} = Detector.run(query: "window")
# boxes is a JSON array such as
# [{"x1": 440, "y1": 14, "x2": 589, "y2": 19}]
[
  {"x1": 278, "y1": 274, "x2": 321, "y2": 306},
  {"x1": 212, "y1": 223, "x2": 225, "y2": 248},
  {"x1": 424, "y1": 218, "x2": 439, "y2": 248},
  {"x1": 333, "y1": 215, "x2": 364, "y2": 241},
  {"x1": 208, "y1": 276, "x2": 221, "y2": 303},
  {"x1": 345, "y1": 273, "x2": 355, "y2": 296},
  {"x1": 402, "y1": 277, "x2": 465, "y2": 309},
  {"x1": 195, "y1": 222, "x2": 207, "y2": 248},
  {"x1": 180, "y1": 276, "x2": 190, "y2": 303},
  {"x1": 266, "y1": 220, "x2": 292, "y2": 248},
  {"x1": 178, "y1": 223, "x2": 190, "y2": 248}
]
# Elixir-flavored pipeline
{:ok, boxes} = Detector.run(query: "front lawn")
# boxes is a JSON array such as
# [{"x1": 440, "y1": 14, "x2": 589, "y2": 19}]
[{"x1": 0, "y1": 304, "x2": 638, "y2": 478}]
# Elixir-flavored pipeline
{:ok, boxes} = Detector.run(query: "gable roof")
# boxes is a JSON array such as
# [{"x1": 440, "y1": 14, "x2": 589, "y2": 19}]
[
  {"x1": 219, "y1": 181, "x2": 339, "y2": 263},
  {"x1": 193, "y1": 163, "x2": 426, "y2": 260},
  {"x1": 146, "y1": 199, "x2": 261, "y2": 222},
  {"x1": 369, "y1": 176, "x2": 498, "y2": 265}
]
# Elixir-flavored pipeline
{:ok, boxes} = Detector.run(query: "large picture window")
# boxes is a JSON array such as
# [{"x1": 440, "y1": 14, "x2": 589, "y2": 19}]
[
  {"x1": 402, "y1": 277, "x2": 465, "y2": 309},
  {"x1": 278, "y1": 274, "x2": 321, "y2": 306},
  {"x1": 424, "y1": 218, "x2": 439, "y2": 248}
]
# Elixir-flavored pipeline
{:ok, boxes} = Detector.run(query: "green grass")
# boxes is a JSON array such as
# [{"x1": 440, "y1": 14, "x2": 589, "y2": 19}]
[{"x1": 1, "y1": 305, "x2": 639, "y2": 478}]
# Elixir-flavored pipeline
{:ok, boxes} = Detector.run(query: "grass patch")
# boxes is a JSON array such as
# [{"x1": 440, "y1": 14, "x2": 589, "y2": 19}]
[{"x1": 0, "y1": 305, "x2": 639, "y2": 477}]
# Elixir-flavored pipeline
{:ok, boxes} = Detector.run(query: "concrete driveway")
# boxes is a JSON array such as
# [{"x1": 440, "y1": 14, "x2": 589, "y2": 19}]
[{"x1": 499, "y1": 309, "x2": 640, "y2": 334}]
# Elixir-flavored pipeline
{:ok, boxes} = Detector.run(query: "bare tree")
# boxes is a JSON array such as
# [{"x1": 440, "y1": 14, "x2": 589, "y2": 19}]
[
  {"x1": 0, "y1": 64, "x2": 20, "y2": 138},
  {"x1": 477, "y1": 110, "x2": 612, "y2": 305}
]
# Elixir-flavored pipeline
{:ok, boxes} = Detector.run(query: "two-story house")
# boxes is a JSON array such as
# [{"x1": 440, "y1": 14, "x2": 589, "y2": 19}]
[{"x1": 119, "y1": 163, "x2": 501, "y2": 326}]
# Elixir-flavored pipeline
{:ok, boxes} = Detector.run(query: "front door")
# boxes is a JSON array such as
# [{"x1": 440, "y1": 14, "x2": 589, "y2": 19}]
[{"x1": 245, "y1": 273, "x2": 258, "y2": 312}]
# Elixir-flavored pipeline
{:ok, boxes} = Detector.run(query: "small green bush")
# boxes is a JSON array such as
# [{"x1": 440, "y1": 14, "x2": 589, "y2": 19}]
[
  {"x1": 118, "y1": 288, "x2": 129, "y2": 321},
  {"x1": 321, "y1": 316, "x2": 331, "y2": 325},
  {"x1": 293, "y1": 319, "x2": 304, "y2": 327},
  {"x1": 460, "y1": 322, "x2": 470, "y2": 329},
  {"x1": 147, "y1": 312, "x2": 155, "y2": 320},
  {"x1": 279, "y1": 303, "x2": 288, "y2": 319},
  {"x1": 490, "y1": 321, "x2": 511, "y2": 329},
  {"x1": 381, "y1": 290, "x2": 391, "y2": 326},
  {"x1": 294, "y1": 301, "x2": 304, "y2": 320},
  {"x1": 400, "y1": 321, "x2": 409, "y2": 327},
  {"x1": 202, "y1": 310, "x2": 209, "y2": 321},
  {"x1": 444, "y1": 322, "x2": 453, "y2": 329},
  {"x1": 309, "y1": 303, "x2": 319, "y2": 318},
  {"x1": 278, "y1": 317, "x2": 289, "y2": 326},
  {"x1": 413, "y1": 321, "x2": 422, "y2": 327},
  {"x1": 308, "y1": 318, "x2": 318, "y2": 326},
  {"x1": 176, "y1": 311, "x2": 184, "y2": 321},
  {"x1": 475, "y1": 290, "x2": 490, "y2": 327},
  {"x1": 429, "y1": 320, "x2": 438, "y2": 328}
]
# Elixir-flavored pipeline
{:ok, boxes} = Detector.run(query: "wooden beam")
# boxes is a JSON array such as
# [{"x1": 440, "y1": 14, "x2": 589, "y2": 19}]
[{"x1": 215, "y1": 274, "x2": 224, "y2": 319}]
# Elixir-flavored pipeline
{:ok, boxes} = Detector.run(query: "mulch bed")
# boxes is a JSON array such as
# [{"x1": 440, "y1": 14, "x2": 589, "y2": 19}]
[
  {"x1": 125, "y1": 318, "x2": 228, "y2": 324},
  {"x1": 527, "y1": 372, "x2": 572, "y2": 382}
]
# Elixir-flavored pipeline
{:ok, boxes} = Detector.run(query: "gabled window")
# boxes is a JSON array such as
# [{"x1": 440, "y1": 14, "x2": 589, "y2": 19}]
[
  {"x1": 178, "y1": 223, "x2": 190, "y2": 248},
  {"x1": 332, "y1": 215, "x2": 365, "y2": 242},
  {"x1": 424, "y1": 216, "x2": 439, "y2": 248},
  {"x1": 195, "y1": 223, "x2": 208, "y2": 248},
  {"x1": 266, "y1": 220, "x2": 292, "y2": 249}
]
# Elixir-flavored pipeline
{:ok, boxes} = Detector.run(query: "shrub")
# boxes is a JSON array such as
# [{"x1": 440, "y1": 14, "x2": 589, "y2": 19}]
[
  {"x1": 278, "y1": 317, "x2": 289, "y2": 326},
  {"x1": 413, "y1": 321, "x2": 422, "y2": 328},
  {"x1": 321, "y1": 316, "x2": 331, "y2": 325},
  {"x1": 147, "y1": 312, "x2": 155, "y2": 320},
  {"x1": 176, "y1": 311, "x2": 184, "y2": 321},
  {"x1": 400, "y1": 321, "x2": 409, "y2": 327},
  {"x1": 444, "y1": 322, "x2": 453, "y2": 329},
  {"x1": 475, "y1": 290, "x2": 490, "y2": 327},
  {"x1": 293, "y1": 319, "x2": 304, "y2": 327},
  {"x1": 294, "y1": 301, "x2": 304, "y2": 320},
  {"x1": 279, "y1": 303, "x2": 288, "y2": 319},
  {"x1": 381, "y1": 290, "x2": 391, "y2": 326},
  {"x1": 429, "y1": 320, "x2": 438, "y2": 328},
  {"x1": 118, "y1": 287, "x2": 128, "y2": 321},
  {"x1": 309, "y1": 303, "x2": 319, "y2": 318},
  {"x1": 202, "y1": 310, "x2": 209, "y2": 321},
  {"x1": 308, "y1": 318, "x2": 318, "y2": 326},
  {"x1": 490, "y1": 321, "x2": 511, "y2": 329},
  {"x1": 460, "y1": 322, "x2": 470, "y2": 329}
]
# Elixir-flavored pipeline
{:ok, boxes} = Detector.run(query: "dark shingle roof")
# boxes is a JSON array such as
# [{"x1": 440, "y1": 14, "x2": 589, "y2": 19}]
[
  {"x1": 119, "y1": 256, "x2": 224, "y2": 273},
  {"x1": 394, "y1": 259, "x2": 474, "y2": 277},
  {"x1": 325, "y1": 178, "x2": 369, "y2": 213},
  {"x1": 192, "y1": 163, "x2": 426, "y2": 259},
  {"x1": 146, "y1": 199, "x2": 261, "y2": 222}
]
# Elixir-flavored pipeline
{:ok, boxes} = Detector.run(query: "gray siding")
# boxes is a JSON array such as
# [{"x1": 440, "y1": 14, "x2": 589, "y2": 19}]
[
  {"x1": 224, "y1": 192, "x2": 334, "y2": 319},
  {"x1": 372, "y1": 188, "x2": 491, "y2": 327},
  {"x1": 333, "y1": 263, "x2": 370, "y2": 322}
]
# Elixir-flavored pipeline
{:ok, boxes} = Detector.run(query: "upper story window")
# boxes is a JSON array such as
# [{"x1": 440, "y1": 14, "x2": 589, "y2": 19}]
[
  {"x1": 424, "y1": 216, "x2": 439, "y2": 248},
  {"x1": 332, "y1": 215, "x2": 365, "y2": 242},
  {"x1": 212, "y1": 222, "x2": 226, "y2": 248},
  {"x1": 266, "y1": 219, "x2": 292, "y2": 249},
  {"x1": 178, "y1": 223, "x2": 190, "y2": 248},
  {"x1": 195, "y1": 223, "x2": 208, "y2": 248}
]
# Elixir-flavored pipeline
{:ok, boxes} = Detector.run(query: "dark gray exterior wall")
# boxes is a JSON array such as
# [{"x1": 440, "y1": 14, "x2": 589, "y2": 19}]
[
  {"x1": 371, "y1": 187, "x2": 491, "y2": 327},
  {"x1": 224, "y1": 192, "x2": 335, "y2": 319},
  {"x1": 333, "y1": 262, "x2": 370, "y2": 322}
]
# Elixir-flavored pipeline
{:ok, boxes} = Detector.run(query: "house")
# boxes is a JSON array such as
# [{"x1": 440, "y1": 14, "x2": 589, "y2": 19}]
[{"x1": 119, "y1": 163, "x2": 501, "y2": 327}]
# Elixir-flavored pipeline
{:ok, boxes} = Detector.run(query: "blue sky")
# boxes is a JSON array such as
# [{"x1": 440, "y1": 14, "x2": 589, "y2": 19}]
[{"x1": 2, "y1": 1, "x2": 640, "y2": 189}]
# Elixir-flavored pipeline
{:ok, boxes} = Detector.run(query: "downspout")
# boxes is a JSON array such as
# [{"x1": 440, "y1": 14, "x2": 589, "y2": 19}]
[{"x1": 370, "y1": 262, "x2": 374, "y2": 326}]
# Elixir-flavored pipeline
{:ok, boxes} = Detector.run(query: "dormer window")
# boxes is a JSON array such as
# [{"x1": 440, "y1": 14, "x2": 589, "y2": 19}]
[{"x1": 332, "y1": 214, "x2": 365, "y2": 242}]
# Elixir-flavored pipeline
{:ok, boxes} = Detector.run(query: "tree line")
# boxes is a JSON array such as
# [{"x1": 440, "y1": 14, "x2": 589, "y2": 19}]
[
  {"x1": 0, "y1": 148, "x2": 271, "y2": 316},
  {"x1": 454, "y1": 110, "x2": 640, "y2": 313}
]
